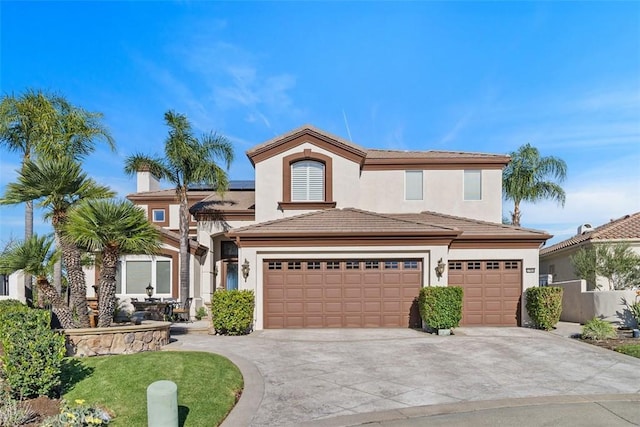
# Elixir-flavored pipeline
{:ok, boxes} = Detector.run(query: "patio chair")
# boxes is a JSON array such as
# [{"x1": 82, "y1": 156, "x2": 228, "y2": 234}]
[{"x1": 172, "y1": 297, "x2": 192, "y2": 322}]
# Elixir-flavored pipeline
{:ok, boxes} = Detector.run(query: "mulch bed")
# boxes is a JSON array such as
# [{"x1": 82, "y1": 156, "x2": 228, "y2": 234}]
[
  {"x1": 20, "y1": 396, "x2": 62, "y2": 426},
  {"x1": 579, "y1": 328, "x2": 640, "y2": 352}
]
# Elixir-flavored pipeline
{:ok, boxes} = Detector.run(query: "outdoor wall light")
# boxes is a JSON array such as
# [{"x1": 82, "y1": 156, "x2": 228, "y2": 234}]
[
  {"x1": 241, "y1": 259, "x2": 250, "y2": 282},
  {"x1": 435, "y1": 258, "x2": 446, "y2": 280},
  {"x1": 145, "y1": 283, "x2": 154, "y2": 297}
]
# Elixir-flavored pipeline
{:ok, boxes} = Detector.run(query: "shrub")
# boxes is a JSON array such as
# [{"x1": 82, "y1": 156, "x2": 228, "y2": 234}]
[
  {"x1": 418, "y1": 286, "x2": 463, "y2": 330},
  {"x1": 581, "y1": 317, "x2": 618, "y2": 340},
  {"x1": 211, "y1": 290, "x2": 255, "y2": 335},
  {"x1": 195, "y1": 306, "x2": 208, "y2": 321},
  {"x1": 525, "y1": 286, "x2": 563, "y2": 330},
  {"x1": 0, "y1": 308, "x2": 66, "y2": 398},
  {"x1": 629, "y1": 300, "x2": 640, "y2": 328},
  {"x1": 0, "y1": 389, "x2": 36, "y2": 426}
]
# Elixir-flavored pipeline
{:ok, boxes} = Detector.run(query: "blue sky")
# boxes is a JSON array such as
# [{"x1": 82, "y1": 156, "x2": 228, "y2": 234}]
[{"x1": 1, "y1": 1, "x2": 639, "y2": 247}]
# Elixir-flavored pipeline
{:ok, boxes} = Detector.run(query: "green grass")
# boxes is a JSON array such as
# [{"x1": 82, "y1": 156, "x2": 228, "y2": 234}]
[
  {"x1": 61, "y1": 351, "x2": 243, "y2": 427},
  {"x1": 616, "y1": 344, "x2": 640, "y2": 358}
]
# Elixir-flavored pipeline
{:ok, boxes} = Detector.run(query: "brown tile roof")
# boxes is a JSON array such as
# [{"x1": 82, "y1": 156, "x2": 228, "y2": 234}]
[
  {"x1": 365, "y1": 149, "x2": 510, "y2": 161},
  {"x1": 227, "y1": 208, "x2": 459, "y2": 236},
  {"x1": 189, "y1": 191, "x2": 255, "y2": 213},
  {"x1": 157, "y1": 226, "x2": 208, "y2": 255},
  {"x1": 392, "y1": 211, "x2": 551, "y2": 240},
  {"x1": 540, "y1": 212, "x2": 640, "y2": 255}
]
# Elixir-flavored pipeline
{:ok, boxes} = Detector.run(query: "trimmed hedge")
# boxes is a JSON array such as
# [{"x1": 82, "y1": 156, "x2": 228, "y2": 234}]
[
  {"x1": 0, "y1": 308, "x2": 66, "y2": 398},
  {"x1": 211, "y1": 290, "x2": 255, "y2": 335},
  {"x1": 525, "y1": 286, "x2": 563, "y2": 330},
  {"x1": 418, "y1": 286, "x2": 463, "y2": 330}
]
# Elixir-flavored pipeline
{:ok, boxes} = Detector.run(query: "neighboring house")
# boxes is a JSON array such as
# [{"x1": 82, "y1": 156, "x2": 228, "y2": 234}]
[
  {"x1": 0, "y1": 272, "x2": 23, "y2": 302},
  {"x1": 120, "y1": 125, "x2": 550, "y2": 328},
  {"x1": 540, "y1": 212, "x2": 640, "y2": 291}
]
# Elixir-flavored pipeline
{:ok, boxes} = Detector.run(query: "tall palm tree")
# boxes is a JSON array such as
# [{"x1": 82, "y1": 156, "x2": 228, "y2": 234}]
[
  {"x1": 124, "y1": 111, "x2": 233, "y2": 304},
  {"x1": 0, "y1": 157, "x2": 114, "y2": 327},
  {"x1": 0, "y1": 89, "x2": 115, "y2": 304},
  {"x1": 503, "y1": 143, "x2": 567, "y2": 227},
  {"x1": 65, "y1": 199, "x2": 161, "y2": 327},
  {"x1": 0, "y1": 235, "x2": 75, "y2": 328}
]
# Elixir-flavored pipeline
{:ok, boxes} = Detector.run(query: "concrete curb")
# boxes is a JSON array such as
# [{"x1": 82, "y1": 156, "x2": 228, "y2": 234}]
[{"x1": 299, "y1": 393, "x2": 640, "y2": 426}]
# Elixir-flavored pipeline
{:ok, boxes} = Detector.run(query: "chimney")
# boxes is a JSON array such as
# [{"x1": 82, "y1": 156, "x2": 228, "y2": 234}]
[{"x1": 136, "y1": 166, "x2": 160, "y2": 193}]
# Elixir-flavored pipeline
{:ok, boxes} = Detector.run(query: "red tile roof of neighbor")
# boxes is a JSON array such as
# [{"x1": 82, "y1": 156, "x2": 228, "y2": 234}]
[
  {"x1": 540, "y1": 212, "x2": 640, "y2": 256},
  {"x1": 227, "y1": 208, "x2": 550, "y2": 240}
]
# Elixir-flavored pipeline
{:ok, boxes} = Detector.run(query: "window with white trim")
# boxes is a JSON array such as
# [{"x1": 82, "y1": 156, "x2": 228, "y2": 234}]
[
  {"x1": 115, "y1": 256, "x2": 172, "y2": 296},
  {"x1": 152, "y1": 209, "x2": 165, "y2": 222},
  {"x1": 464, "y1": 170, "x2": 482, "y2": 201},
  {"x1": 291, "y1": 160, "x2": 324, "y2": 201},
  {"x1": 405, "y1": 170, "x2": 423, "y2": 200}
]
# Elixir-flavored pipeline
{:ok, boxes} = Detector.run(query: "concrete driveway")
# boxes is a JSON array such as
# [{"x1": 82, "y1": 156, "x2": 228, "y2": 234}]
[{"x1": 165, "y1": 327, "x2": 640, "y2": 426}]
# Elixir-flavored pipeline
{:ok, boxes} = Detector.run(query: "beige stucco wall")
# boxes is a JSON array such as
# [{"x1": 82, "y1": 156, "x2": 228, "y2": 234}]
[
  {"x1": 254, "y1": 142, "x2": 361, "y2": 222},
  {"x1": 554, "y1": 279, "x2": 638, "y2": 327},
  {"x1": 359, "y1": 169, "x2": 503, "y2": 222},
  {"x1": 253, "y1": 143, "x2": 503, "y2": 223}
]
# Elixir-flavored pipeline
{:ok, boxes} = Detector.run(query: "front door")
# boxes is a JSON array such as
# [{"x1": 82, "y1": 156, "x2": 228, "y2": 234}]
[{"x1": 226, "y1": 261, "x2": 238, "y2": 290}]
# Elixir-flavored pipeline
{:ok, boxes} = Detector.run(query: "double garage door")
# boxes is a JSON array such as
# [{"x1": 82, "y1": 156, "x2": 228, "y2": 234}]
[
  {"x1": 263, "y1": 259, "x2": 422, "y2": 328},
  {"x1": 448, "y1": 260, "x2": 522, "y2": 326}
]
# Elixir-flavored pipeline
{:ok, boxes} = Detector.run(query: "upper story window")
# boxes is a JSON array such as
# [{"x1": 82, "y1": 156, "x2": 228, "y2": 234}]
[
  {"x1": 152, "y1": 209, "x2": 165, "y2": 222},
  {"x1": 279, "y1": 149, "x2": 336, "y2": 210},
  {"x1": 291, "y1": 160, "x2": 325, "y2": 201},
  {"x1": 464, "y1": 170, "x2": 482, "y2": 201},
  {"x1": 405, "y1": 170, "x2": 423, "y2": 200}
]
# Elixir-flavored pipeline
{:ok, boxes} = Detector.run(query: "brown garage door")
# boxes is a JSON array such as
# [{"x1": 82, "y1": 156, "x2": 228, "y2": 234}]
[
  {"x1": 264, "y1": 259, "x2": 422, "y2": 328},
  {"x1": 448, "y1": 260, "x2": 522, "y2": 326}
]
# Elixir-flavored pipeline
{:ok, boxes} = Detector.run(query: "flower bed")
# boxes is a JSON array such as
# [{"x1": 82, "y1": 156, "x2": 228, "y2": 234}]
[{"x1": 63, "y1": 322, "x2": 170, "y2": 357}]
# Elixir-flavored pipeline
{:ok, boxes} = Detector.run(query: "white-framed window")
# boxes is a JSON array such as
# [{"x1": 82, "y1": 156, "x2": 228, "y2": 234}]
[
  {"x1": 115, "y1": 255, "x2": 172, "y2": 296},
  {"x1": 405, "y1": 170, "x2": 423, "y2": 200},
  {"x1": 464, "y1": 170, "x2": 482, "y2": 201},
  {"x1": 152, "y1": 209, "x2": 165, "y2": 222},
  {"x1": 291, "y1": 160, "x2": 324, "y2": 201}
]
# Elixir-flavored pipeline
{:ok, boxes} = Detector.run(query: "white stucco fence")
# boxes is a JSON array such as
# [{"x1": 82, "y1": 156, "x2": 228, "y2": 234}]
[{"x1": 554, "y1": 279, "x2": 639, "y2": 327}]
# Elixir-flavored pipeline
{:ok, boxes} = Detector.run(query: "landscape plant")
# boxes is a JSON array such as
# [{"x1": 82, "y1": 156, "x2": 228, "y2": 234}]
[
  {"x1": 0, "y1": 390, "x2": 36, "y2": 426},
  {"x1": 124, "y1": 110, "x2": 233, "y2": 305},
  {"x1": 211, "y1": 290, "x2": 255, "y2": 335},
  {"x1": 195, "y1": 306, "x2": 207, "y2": 321},
  {"x1": 502, "y1": 143, "x2": 567, "y2": 226},
  {"x1": 0, "y1": 306, "x2": 66, "y2": 398},
  {"x1": 581, "y1": 317, "x2": 618, "y2": 340},
  {"x1": 42, "y1": 399, "x2": 111, "y2": 426},
  {"x1": 64, "y1": 199, "x2": 160, "y2": 328},
  {"x1": 525, "y1": 286, "x2": 563, "y2": 330},
  {"x1": 571, "y1": 243, "x2": 640, "y2": 290},
  {"x1": 418, "y1": 286, "x2": 463, "y2": 331}
]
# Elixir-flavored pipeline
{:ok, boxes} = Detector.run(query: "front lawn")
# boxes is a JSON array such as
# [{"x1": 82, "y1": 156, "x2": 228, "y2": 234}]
[
  {"x1": 616, "y1": 344, "x2": 640, "y2": 358},
  {"x1": 62, "y1": 351, "x2": 243, "y2": 426}
]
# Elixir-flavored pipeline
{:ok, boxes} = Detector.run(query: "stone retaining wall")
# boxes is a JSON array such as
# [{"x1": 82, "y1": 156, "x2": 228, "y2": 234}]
[{"x1": 64, "y1": 321, "x2": 171, "y2": 357}]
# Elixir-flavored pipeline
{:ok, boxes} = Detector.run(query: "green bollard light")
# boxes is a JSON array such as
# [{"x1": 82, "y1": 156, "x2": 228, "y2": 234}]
[{"x1": 147, "y1": 380, "x2": 178, "y2": 427}]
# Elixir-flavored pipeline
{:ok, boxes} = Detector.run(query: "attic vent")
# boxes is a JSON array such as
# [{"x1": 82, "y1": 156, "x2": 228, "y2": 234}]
[{"x1": 577, "y1": 223, "x2": 594, "y2": 235}]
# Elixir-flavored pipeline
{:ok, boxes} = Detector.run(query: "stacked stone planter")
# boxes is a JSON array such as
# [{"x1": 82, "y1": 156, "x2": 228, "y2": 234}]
[{"x1": 64, "y1": 321, "x2": 171, "y2": 357}]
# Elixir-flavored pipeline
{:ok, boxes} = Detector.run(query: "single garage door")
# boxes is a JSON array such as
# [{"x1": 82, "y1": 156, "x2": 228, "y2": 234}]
[
  {"x1": 264, "y1": 259, "x2": 422, "y2": 328},
  {"x1": 448, "y1": 260, "x2": 522, "y2": 326}
]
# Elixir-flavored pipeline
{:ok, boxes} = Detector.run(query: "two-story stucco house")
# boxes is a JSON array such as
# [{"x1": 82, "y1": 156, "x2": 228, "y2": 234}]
[{"x1": 109, "y1": 125, "x2": 550, "y2": 329}]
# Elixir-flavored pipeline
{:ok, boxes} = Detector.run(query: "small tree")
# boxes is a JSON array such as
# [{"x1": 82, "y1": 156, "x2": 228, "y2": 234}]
[{"x1": 571, "y1": 243, "x2": 640, "y2": 290}]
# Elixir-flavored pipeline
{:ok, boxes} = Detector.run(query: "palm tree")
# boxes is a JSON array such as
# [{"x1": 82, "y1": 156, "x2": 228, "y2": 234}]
[
  {"x1": 503, "y1": 143, "x2": 567, "y2": 227},
  {"x1": 0, "y1": 235, "x2": 75, "y2": 328},
  {"x1": 124, "y1": 110, "x2": 233, "y2": 304},
  {"x1": 0, "y1": 157, "x2": 114, "y2": 327},
  {"x1": 0, "y1": 89, "x2": 115, "y2": 304},
  {"x1": 65, "y1": 199, "x2": 161, "y2": 327}
]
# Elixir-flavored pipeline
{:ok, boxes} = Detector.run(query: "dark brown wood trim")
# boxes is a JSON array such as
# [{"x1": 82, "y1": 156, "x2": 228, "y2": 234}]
[
  {"x1": 450, "y1": 240, "x2": 545, "y2": 249},
  {"x1": 160, "y1": 233, "x2": 208, "y2": 256},
  {"x1": 281, "y1": 149, "x2": 334, "y2": 205},
  {"x1": 194, "y1": 211, "x2": 256, "y2": 221},
  {"x1": 278, "y1": 201, "x2": 337, "y2": 210},
  {"x1": 249, "y1": 132, "x2": 366, "y2": 165},
  {"x1": 233, "y1": 237, "x2": 455, "y2": 248}
]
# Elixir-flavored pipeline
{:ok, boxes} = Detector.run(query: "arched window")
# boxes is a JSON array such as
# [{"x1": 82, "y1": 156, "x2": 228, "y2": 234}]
[{"x1": 291, "y1": 160, "x2": 325, "y2": 201}]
